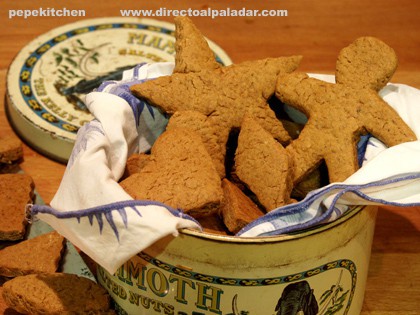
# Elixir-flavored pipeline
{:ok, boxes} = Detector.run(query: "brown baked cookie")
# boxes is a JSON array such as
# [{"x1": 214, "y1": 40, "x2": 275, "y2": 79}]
[
  {"x1": 220, "y1": 179, "x2": 265, "y2": 234},
  {"x1": 0, "y1": 136, "x2": 23, "y2": 164},
  {"x1": 131, "y1": 57, "x2": 300, "y2": 145},
  {"x1": 120, "y1": 128, "x2": 223, "y2": 217},
  {"x1": 131, "y1": 18, "x2": 300, "y2": 177},
  {"x1": 173, "y1": 16, "x2": 221, "y2": 74},
  {"x1": 0, "y1": 174, "x2": 35, "y2": 241},
  {"x1": 276, "y1": 37, "x2": 416, "y2": 184},
  {"x1": 196, "y1": 213, "x2": 229, "y2": 235},
  {"x1": 0, "y1": 231, "x2": 65, "y2": 277},
  {"x1": 336, "y1": 36, "x2": 398, "y2": 91},
  {"x1": 235, "y1": 115, "x2": 293, "y2": 211},
  {"x1": 2, "y1": 273, "x2": 115, "y2": 314},
  {"x1": 0, "y1": 286, "x2": 20, "y2": 314},
  {"x1": 123, "y1": 153, "x2": 151, "y2": 177},
  {"x1": 166, "y1": 110, "x2": 225, "y2": 177}
]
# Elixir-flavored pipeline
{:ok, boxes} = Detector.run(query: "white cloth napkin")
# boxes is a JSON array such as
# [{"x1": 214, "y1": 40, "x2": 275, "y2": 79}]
[{"x1": 29, "y1": 63, "x2": 420, "y2": 274}]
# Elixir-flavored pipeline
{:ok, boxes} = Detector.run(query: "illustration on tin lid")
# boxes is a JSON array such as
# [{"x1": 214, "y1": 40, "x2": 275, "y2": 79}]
[{"x1": 6, "y1": 17, "x2": 232, "y2": 162}]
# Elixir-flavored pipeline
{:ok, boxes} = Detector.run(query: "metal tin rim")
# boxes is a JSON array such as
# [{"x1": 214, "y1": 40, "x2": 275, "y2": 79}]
[
  {"x1": 180, "y1": 205, "x2": 367, "y2": 243},
  {"x1": 5, "y1": 87, "x2": 74, "y2": 163}
]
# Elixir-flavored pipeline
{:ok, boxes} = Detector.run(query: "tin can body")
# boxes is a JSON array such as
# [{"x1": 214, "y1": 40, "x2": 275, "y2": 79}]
[{"x1": 98, "y1": 205, "x2": 377, "y2": 315}]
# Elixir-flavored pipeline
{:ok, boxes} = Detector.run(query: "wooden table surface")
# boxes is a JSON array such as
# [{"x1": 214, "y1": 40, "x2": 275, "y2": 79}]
[{"x1": 0, "y1": 0, "x2": 419, "y2": 314}]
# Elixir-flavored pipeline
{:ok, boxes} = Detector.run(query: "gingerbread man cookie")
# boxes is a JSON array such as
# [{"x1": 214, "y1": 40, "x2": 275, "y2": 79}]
[{"x1": 276, "y1": 37, "x2": 417, "y2": 184}]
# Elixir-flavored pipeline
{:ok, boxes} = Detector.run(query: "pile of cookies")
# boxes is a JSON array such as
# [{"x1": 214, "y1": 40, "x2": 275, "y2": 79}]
[
  {"x1": 120, "y1": 17, "x2": 416, "y2": 235},
  {"x1": 0, "y1": 134, "x2": 35, "y2": 243},
  {"x1": 0, "y1": 136, "x2": 114, "y2": 314}
]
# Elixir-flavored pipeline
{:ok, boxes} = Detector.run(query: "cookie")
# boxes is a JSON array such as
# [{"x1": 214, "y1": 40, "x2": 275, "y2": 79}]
[
  {"x1": 131, "y1": 56, "x2": 299, "y2": 144},
  {"x1": 276, "y1": 37, "x2": 417, "y2": 184},
  {"x1": 0, "y1": 231, "x2": 65, "y2": 277},
  {"x1": 120, "y1": 128, "x2": 223, "y2": 217},
  {"x1": 123, "y1": 153, "x2": 151, "y2": 177},
  {"x1": 196, "y1": 213, "x2": 229, "y2": 235},
  {"x1": 166, "y1": 110, "x2": 225, "y2": 177},
  {"x1": 0, "y1": 136, "x2": 23, "y2": 164},
  {"x1": 173, "y1": 16, "x2": 221, "y2": 74},
  {"x1": 0, "y1": 286, "x2": 20, "y2": 314},
  {"x1": 0, "y1": 174, "x2": 35, "y2": 241},
  {"x1": 2, "y1": 273, "x2": 114, "y2": 314},
  {"x1": 0, "y1": 286, "x2": 21, "y2": 314},
  {"x1": 235, "y1": 115, "x2": 293, "y2": 210},
  {"x1": 220, "y1": 179, "x2": 265, "y2": 234},
  {"x1": 131, "y1": 17, "x2": 301, "y2": 177}
]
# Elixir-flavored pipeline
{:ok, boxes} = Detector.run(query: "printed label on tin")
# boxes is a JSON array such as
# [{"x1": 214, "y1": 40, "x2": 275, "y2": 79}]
[{"x1": 98, "y1": 251, "x2": 358, "y2": 315}]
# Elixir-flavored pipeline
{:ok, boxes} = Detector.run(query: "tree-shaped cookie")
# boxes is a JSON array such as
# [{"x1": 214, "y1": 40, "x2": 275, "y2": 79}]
[{"x1": 276, "y1": 37, "x2": 417, "y2": 184}]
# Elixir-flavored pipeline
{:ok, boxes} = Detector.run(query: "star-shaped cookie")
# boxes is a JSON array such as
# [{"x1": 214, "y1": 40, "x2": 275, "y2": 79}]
[
  {"x1": 131, "y1": 17, "x2": 301, "y2": 177},
  {"x1": 172, "y1": 16, "x2": 221, "y2": 74},
  {"x1": 276, "y1": 37, "x2": 417, "y2": 184}
]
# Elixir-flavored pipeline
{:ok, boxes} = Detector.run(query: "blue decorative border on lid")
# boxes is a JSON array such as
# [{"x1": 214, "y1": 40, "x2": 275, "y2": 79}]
[{"x1": 17, "y1": 22, "x2": 228, "y2": 135}]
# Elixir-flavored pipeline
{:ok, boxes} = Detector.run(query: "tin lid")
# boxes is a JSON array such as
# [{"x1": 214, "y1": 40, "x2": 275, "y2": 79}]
[{"x1": 6, "y1": 17, "x2": 232, "y2": 163}]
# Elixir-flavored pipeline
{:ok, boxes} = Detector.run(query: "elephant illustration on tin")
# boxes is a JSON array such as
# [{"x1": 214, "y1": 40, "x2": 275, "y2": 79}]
[{"x1": 274, "y1": 280, "x2": 319, "y2": 315}]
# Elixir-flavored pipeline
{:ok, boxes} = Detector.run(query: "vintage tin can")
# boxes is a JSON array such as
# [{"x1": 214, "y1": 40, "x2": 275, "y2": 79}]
[{"x1": 97, "y1": 205, "x2": 377, "y2": 315}]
